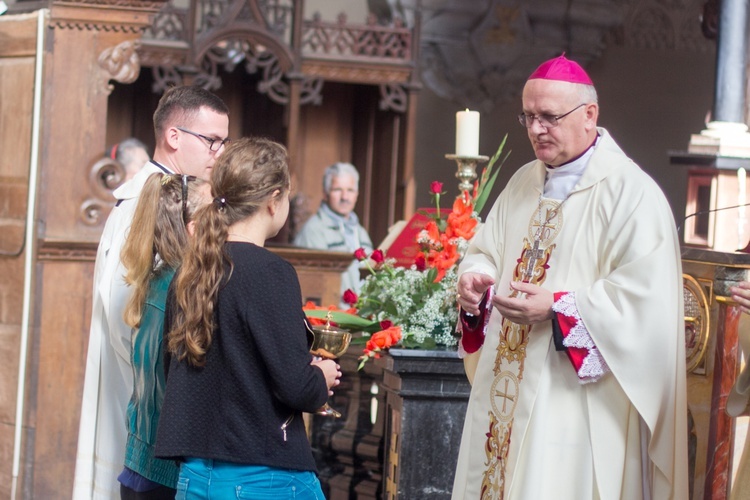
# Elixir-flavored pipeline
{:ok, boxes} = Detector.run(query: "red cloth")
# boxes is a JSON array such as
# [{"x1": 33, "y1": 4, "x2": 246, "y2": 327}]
[
  {"x1": 553, "y1": 291, "x2": 589, "y2": 374},
  {"x1": 459, "y1": 288, "x2": 493, "y2": 354},
  {"x1": 528, "y1": 54, "x2": 593, "y2": 85}
]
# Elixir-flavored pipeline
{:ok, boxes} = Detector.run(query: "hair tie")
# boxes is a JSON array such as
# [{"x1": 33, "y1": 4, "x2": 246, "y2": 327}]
[
  {"x1": 214, "y1": 197, "x2": 227, "y2": 210},
  {"x1": 110, "y1": 143, "x2": 119, "y2": 160}
]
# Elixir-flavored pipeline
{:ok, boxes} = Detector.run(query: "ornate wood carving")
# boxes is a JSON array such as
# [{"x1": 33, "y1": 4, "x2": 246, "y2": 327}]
[
  {"x1": 300, "y1": 77, "x2": 324, "y2": 106},
  {"x1": 150, "y1": 64, "x2": 184, "y2": 92},
  {"x1": 80, "y1": 157, "x2": 124, "y2": 226},
  {"x1": 98, "y1": 39, "x2": 141, "y2": 93},
  {"x1": 300, "y1": 62, "x2": 410, "y2": 84},
  {"x1": 143, "y1": 1, "x2": 187, "y2": 41},
  {"x1": 137, "y1": 0, "x2": 414, "y2": 101},
  {"x1": 49, "y1": 0, "x2": 167, "y2": 32},
  {"x1": 379, "y1": 83, "x2": 407, "y2": 113},
  {"x1": 52, "y1": 0, "x2": 164, "y2": 8},
  {"x1": 302, "y1": 12, "x2": 411, "y2": 62}
]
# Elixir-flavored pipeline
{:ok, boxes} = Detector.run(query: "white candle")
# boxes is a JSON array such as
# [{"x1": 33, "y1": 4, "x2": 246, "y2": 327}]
[{"x1": 456, "y1": 109, "x2": 480, "y2": 156}]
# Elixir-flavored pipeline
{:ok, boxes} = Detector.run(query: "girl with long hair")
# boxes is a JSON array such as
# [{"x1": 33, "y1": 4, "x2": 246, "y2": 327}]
[
  {"x1": 155, "y1": 137, "x2": 340, "y2": 499},
  {"x1": 119, "y1": 173, "x2": 208, "y2": 499}
]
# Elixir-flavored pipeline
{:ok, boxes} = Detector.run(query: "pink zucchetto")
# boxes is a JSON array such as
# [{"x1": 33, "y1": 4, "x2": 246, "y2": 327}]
[{"x1": 527, "y1": 54, "x2": 593, "y2": 85}]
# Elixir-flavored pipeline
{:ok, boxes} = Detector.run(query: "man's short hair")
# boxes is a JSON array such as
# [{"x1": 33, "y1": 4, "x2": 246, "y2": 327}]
[
  {"x1": 153, "y1": 86, "x2": 229, "y2": 138},
  {"x1": 323, "y1": 162, "x2": 360, "y2": 195}
]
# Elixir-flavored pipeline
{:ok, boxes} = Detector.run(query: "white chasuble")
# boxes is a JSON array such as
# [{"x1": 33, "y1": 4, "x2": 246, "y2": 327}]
[{"x1": 452, "y1": 129, "x2": 688, "y2": 500}]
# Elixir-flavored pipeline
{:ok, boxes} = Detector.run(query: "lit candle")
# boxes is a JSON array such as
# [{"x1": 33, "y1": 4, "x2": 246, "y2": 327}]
[{"x1": 456, "y1": 109, "x2": 480, "y2": 156}]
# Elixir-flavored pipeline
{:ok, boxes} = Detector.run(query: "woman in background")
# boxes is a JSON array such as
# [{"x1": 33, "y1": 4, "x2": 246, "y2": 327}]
[
  {"x1": 156, "y1": 137, "x2": 340, "y2": 499},
  {"x1": 119, "y1": 173, "x2": 208, "y2": 499}
]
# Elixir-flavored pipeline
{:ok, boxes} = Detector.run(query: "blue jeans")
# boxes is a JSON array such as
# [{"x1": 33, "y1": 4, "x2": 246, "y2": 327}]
[{"x1": 176, "y1": 458, "x2": 325, "y2": 499}]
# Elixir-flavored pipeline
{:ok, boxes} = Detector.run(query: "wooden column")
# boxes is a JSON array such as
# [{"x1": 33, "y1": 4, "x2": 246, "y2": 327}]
[
  {"x1": 0, "y1": 12, "x2": 39, "y2": 498},
  {"x1": 26, "y1": 1, "x2": 162, "y2": 496}
]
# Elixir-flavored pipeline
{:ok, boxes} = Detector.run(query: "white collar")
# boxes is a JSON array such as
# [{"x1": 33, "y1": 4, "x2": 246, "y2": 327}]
[{"x1": 543, "y1": 135, "x2": 600, "y2": 200}]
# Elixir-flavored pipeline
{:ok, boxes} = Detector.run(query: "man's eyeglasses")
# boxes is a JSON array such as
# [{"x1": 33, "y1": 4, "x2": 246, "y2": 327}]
[
  {"x1": 176, "y1": 126, "x2": 231, "y2": 152},
  {"x1": 517, "y1": 103, "x2": 587, "y2": 129}
]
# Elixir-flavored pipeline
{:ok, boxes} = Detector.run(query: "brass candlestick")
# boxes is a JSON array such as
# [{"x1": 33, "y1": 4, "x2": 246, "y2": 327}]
[{"x1": 445, "y1": 154, "x2": 490, "y2": 193}]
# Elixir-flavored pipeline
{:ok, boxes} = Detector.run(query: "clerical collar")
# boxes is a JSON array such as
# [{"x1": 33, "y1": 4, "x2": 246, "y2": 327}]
[
  {"x1": 150, "y1": 160, "x2": 173, "y2": 174},
  {"x1": 542, "y1": 135, "x2": 600, "y2": 200}
]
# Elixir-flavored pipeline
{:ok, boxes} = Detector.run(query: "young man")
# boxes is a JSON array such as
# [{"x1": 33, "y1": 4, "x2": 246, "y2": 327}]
[{"x1": 73, "y1": 86, "x2": 230, "y2": 500}]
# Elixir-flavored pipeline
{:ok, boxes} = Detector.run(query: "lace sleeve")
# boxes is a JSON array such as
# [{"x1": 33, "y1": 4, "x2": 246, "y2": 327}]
[{"x1": 551, "y1": 292, "x2": 610, "y2": 384}]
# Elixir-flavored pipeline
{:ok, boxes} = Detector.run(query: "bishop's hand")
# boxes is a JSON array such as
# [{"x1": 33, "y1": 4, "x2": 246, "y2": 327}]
[
  {"x1": 731, "y1": 281, "x2": 750, "y2": 314},
  {"x1": 493, "y1": 281, "x2": 554, "y2": 325},
  {"x1": 457, "y1": 272, "x2": 495, "y2": 315}
]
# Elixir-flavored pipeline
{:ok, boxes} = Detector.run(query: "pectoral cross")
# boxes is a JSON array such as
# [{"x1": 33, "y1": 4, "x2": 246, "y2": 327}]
[{"x1": 523, "y1": 238, "x2": 545, "y2": 282}]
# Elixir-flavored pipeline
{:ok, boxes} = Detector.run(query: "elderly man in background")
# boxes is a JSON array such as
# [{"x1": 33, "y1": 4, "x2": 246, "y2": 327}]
[
  {"x1": 452, "y1": 55, "x2": 687, "y2": 499},
  {"x1": 294, "y1": 162, "x2": 373, "y2": 302},
  {"x1": 107, "y1": 137, "x2": 151, "y2": 182}
]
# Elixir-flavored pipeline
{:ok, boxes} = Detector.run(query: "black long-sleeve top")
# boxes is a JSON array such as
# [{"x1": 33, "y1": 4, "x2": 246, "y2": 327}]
[{"x1": 155, "y1": 242, "x2": 328, "y2": 472}]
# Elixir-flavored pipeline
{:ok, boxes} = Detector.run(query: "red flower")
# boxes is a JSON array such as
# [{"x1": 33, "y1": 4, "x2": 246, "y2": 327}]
[
  {"x1": 371, "y1": 249, "x2": 385, "y2": 264},
  {"x1": 424, "y1": 220, "x2": 441, "y2": 244},
  {"x1": 379, "y1": 320, "x2": 393, "y2": 329},
  {"x1": 342, "y1": 289, "x2": 358, "y2": 305},
  {"x1": 414, "y1": 254, "x2": 426, "y2": 271},
  {"x1": 430, "y1": 181, "x2": 443, "y2": 195},
  {"x1": 446, "y1": 192, "x2": 478, "y2": 241},
  {"x1": 354, "y1": 247, "x2": 367, "y2": 261},
  {"x1": 362, "y1": 326, "x2": 403, "y2": 358}
]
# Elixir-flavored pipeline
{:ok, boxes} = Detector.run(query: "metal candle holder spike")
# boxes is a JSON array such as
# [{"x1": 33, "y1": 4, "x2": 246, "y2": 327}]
[{"x1": 445, "y1": 154, "x2": 489, "y2": 193}]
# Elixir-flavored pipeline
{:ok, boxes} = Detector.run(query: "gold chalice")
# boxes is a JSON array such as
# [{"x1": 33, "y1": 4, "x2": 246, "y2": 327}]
[{"x1": 310, "y1": 315, "x2": 351, "y2": 418}]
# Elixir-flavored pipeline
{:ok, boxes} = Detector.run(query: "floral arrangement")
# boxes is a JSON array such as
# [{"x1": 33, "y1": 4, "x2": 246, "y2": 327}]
[{"x1": 304, "y1": 136, "x2": 508, "y2": 369}]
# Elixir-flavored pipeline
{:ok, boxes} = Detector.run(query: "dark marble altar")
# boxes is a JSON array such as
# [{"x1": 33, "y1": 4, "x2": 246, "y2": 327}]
[{"x1": 378, "y1": 348, "x2": 471, "y2": 499}]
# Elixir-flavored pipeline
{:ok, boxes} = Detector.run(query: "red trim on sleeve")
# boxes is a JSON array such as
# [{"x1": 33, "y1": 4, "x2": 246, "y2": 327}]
[{"x1": 553, "y1": 291, "x2": 588, "y2": 374}]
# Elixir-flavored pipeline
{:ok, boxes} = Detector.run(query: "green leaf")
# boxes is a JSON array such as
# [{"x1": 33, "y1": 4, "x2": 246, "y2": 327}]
[
  {"x1": 304, "y1": 310, "x2": 380, "y2": 332},
  {"x1": 426, "y1": 267, "x2": 438, "y2": 283},
  {"x1": 474, "y1": 135, "x2": 510, "y2": 214}
]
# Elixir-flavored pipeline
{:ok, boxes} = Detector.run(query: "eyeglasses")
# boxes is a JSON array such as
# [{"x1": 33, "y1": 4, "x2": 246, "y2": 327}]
[
  {"x1": 180, "y1": 174, "x2": 197, "y2": 225},
  {"x1": 517, "y1": 103, "x2": 587, "y2": 129},
  {"x1": 176, "y1": 127, "x2": 231, "y2": 152}
]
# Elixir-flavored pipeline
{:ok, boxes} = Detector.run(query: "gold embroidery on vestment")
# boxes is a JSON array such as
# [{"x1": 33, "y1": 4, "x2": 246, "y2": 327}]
[{"x1": 480, "y1": 199, "x2": 564, "y2": 499}]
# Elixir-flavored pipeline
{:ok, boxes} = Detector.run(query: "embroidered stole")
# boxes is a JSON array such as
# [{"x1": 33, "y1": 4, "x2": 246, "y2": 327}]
[{"x1": 480, "y1": 199, "x2": 564, "y2": 499}]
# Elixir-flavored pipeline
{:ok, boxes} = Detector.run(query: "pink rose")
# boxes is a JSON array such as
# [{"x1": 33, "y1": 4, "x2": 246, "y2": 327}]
[{"x1": 430, "y1": 181, "x2": 443, "y2": 195}]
